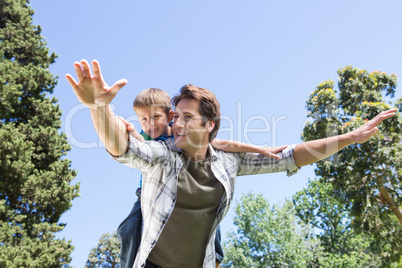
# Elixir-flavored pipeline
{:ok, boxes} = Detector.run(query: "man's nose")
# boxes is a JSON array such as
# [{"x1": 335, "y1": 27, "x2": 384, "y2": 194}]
[{"x1": 174, "y1": 116, "x2": 184, "y2": 128}]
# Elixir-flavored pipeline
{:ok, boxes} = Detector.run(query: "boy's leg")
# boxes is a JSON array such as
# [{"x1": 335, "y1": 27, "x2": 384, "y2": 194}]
[
  {"x1": 117, "y1": 188, "x2": 143, "y2": 268},
  {"x1": 215, "y1": 225, "x2": 224, "y2": 266}
]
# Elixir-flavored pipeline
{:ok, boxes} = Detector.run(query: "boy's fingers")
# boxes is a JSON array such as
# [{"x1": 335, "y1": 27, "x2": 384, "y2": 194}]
[
  {"x1": 117, "y1": 116, "x2": 128, "y2": 124},
  {"x1": 272, "y1": 145, "x2": 289, "y2": 153},
  {"x1": 270, "y1": 153, "x2": 281, "y2": 159}
]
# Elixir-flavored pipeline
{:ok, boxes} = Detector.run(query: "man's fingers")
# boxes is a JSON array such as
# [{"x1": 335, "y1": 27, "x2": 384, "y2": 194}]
[
  {"x1": 368, "y1": 109, "x2": 397, "y2": 126},
  {"x1": 92, "y1": 60, "x2": 102, "y2": 79},
  {"x1": 73, "y1": 62, "x2": 85, "y2": 82},
  {"x1": 80, "y1": 59, "x2": 93, "y2": 79},
  {"x1": 368, "y1": 127, "x2": 379, "y2": 137},
  {"x1": 65, "y1": 74, "x2": 78, "y2": 89},
  {"x1": 110, "y1": 79, "x2": 128, "y2": 94}
]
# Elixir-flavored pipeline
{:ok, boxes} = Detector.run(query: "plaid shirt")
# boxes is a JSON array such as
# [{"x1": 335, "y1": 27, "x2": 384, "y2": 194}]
[{"x1": 112, "y1": 136, "x2": 299, "y2": 268}]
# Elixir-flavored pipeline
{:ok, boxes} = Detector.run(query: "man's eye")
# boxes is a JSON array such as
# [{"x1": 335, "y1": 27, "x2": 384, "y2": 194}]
[
  {"x1": 173, "y1": 115, "x2": 179, "y2": 119},
  {"x1": 185, "y1": 115, "x2": 192, "y2": 121}
]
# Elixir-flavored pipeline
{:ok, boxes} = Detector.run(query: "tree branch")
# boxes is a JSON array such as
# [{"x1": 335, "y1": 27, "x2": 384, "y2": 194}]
[{"x1": 378, "y1": 182, "x2": 402, "y2": 224}]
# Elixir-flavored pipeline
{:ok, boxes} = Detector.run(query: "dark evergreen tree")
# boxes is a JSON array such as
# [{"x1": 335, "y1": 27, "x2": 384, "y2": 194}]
[{"x1": 0, "y1": 0, "x2": 79, "y2": 267}]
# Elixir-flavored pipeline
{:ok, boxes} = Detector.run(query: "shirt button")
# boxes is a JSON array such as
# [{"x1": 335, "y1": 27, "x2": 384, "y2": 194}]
[
  {"x1": 162, "y1": 220, "x2": 166, "y2": 224},
  {"x1": 141, "y1": 263, "x2": 145, "y2": 267},
  {"x1": 152, "y1": 240, "x2": 156, "y2": 245}
]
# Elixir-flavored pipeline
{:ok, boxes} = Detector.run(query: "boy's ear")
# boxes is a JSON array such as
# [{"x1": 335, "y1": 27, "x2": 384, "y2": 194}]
[
  {"x1": 168, "y1": 110, "x2": 174, "y2": 122},
  {"x1": 207, "y1": 120, "x2": 215, "y2": 133}
]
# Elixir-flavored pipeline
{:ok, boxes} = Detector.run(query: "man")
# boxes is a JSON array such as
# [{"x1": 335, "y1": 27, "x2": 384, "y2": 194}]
[{"x1": 66, "y1": 59, "x2": 396, "y2": 268}]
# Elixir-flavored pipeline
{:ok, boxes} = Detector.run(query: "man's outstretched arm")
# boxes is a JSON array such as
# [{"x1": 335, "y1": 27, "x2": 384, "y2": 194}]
[
  {"x1": 65, "y1": 59, "x2": 129, "y2": 156},
  {"x1": 293, "y1": 108, "x2": 397, "y2": 167}
]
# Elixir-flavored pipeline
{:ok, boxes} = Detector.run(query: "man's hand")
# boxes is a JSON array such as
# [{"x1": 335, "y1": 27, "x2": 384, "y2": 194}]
[
  {"x1": 294, "y1": 108, "x2": 398, "y2": 167},
  {"x1": 65, "y1": 59, "x2": 127, "y2": 109},
  {"x1": 348, "y1": 108, "x2": 397, "y2": 144}
]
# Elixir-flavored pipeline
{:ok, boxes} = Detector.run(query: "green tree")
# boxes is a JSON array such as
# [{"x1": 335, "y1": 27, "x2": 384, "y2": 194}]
[
  {"x1": 86, "y1": 232, "x2": 121, "y2": 268},
  {"x1": 302, "y1": 66, "x2": 402, "y2": 264},
  {"x1": 221, "y1": 192, "x2": 322, "y2": 268},
  {"x1": 293, "y1": 179, "x2": 383, "y2": 267},
  {"x1": 0, "y1": 0, "x2": 79, "y2": 267}
]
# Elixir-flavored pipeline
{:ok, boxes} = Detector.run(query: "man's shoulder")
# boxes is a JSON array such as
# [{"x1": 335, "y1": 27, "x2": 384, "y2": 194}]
[
  {"x1": 209, "y1": 145, "x2": 239, "y2": 163},
  {"x1": 160, "y1": 137, "x2": 182, "y2": 154}
]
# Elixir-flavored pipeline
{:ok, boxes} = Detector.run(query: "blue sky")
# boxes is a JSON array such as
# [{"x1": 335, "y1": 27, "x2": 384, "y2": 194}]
[{"x1": 29, "y1": 0, "x2": 402, "y2": 267}]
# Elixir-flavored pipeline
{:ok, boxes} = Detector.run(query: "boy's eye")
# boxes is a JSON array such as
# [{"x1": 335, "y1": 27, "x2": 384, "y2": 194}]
[
  {"x1": 173, "y1": 115, "x2": 179, "y2": 120},
  {"x1": 185, "y1": 115, "x2": 192, "y2": 121}
]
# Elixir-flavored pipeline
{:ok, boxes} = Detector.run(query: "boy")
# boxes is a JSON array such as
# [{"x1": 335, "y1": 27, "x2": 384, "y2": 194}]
[{"x1": 117, "y1": 88, "x2": 287, "y2": 268}]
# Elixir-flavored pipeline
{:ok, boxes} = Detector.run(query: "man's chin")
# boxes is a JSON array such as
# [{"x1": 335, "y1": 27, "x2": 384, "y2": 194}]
[{"x1": 173, "y1": 138, "x2": 186, "y2": 149}]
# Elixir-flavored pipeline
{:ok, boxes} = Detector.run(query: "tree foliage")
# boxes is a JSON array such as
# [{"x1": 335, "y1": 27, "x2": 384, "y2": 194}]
[
  {"x1": 293, "y1": 179, "x2": 383, "y2": 267},
  {"x1": 0, "y1": 0, "x2": 79, "y2": 266},
  {"x1": 221, "y1": 192, "x2": 321, "y2": 268},
  {"x1": 85, "y1": 232, "x2": 121, "y2": 268},
  {"x1": 302, "y1": 66, "x2": 402, "y2": 264}
]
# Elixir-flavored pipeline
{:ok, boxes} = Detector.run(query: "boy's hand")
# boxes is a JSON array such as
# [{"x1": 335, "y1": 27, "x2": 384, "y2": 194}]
[
  {"x1": 65, "y1": 60, "x2": 127, "y2": 109},
  {"x1": 117, "y1": 116, "x2": 145, "y2": 141},
  {"x1": 118, "y1": 116, "x2": 136, "y2": 135},
  {"x1": 259, "y1": 145, "x2": 289, "y2": 159}
]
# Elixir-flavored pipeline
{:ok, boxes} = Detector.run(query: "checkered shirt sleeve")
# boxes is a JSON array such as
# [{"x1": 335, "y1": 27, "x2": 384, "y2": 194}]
[
  {"x1": 110, "y1": 135, "x2": 171, "y2": 171},
  {"x1": 237, "y1": 144, "x2": 299, "y2": 176}
]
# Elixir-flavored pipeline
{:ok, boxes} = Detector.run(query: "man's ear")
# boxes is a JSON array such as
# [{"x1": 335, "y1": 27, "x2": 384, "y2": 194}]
[
  {"x1": 207, "y1": 120, "x2": 215, "y2": 133},
  {"x1": 168, "y1": 110, "x2": 174, "y2": 122}
]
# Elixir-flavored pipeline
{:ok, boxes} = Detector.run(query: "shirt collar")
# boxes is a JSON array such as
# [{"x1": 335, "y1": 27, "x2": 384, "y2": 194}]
[{"x1": 166, "y1": 138, "x2": 218, "y2": 162}]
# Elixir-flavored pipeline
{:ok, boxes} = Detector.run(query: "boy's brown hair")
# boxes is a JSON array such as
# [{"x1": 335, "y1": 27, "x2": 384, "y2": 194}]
[
  {"x1": 133, "y1": 88, "x2": 172, "y2": 115},
  {"x1": 172, "y1": 84, "x2": 220, "y2": 142}
]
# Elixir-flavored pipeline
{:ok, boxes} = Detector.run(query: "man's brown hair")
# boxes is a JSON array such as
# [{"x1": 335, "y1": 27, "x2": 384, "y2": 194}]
[
  {"x1": 172, "y1": 84, "x2": 220, "y2": 142},
  {"x1": 133, "y1": 88, "x2": 172, "y2": 116}
]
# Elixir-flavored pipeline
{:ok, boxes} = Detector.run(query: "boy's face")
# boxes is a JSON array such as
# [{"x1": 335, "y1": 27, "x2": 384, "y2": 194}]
[{"x1": 135, "y1": 107, "x2": 172, "y2": 139}]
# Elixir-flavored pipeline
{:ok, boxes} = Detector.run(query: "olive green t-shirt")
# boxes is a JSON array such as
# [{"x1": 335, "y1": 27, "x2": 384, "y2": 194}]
[{"x1": 147, "y1": 155, "x2": 224, "y2": 268}]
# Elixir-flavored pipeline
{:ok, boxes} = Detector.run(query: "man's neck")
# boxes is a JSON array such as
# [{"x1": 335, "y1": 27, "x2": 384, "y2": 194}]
[{"x1": 182, "y1": 145, "x2": 210, "y2": 162}]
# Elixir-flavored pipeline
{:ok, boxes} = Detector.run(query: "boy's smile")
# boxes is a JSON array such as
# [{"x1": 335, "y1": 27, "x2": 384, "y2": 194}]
[{"x1": 135, "y1": 107, "x2": 172, "y2": 139}]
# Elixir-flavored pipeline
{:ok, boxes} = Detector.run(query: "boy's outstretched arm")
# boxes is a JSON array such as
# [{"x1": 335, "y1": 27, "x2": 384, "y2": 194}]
[
  {"x1": 65, "y1": 59, "x2": 129, "y2": 156},
  {"x1": 211, "y1": 139, "x2": 288, "y2": 159},
  {"x1": 294, "y1": 109, "x2": 397, "y2": 167}
]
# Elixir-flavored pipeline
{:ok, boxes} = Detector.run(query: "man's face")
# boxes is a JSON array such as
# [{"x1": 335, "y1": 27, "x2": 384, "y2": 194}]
[
  {"x1": 172, "y1": 99, "x2": 213, "y2": 153},
  {"x1": 135, "y1": 107, "x2": 171, "y2": 139}
]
